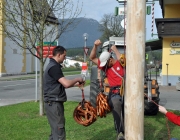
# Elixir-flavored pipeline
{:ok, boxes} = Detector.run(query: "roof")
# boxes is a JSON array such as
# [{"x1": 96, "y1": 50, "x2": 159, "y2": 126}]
[
  {"x1": 145, "y1": 39, "x2": 162, "y2": 51},
  {"x1": 30, "y1": 0, "x2": 59, "y2": 24}
]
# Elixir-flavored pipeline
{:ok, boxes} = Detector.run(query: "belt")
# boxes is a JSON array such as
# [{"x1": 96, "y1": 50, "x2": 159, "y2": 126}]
[
  {"x1": 111, "y1": 89, "x2": 119, "y2": 94},
  {"x1": 110, "y1": 86, "x2": 121, "y2": 94}
]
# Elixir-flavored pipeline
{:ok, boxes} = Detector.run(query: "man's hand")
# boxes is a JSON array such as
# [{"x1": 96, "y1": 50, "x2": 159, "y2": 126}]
[
  {"x1": 94, "y1": 39, "x2": 102, "y2": 47},
  {"x1": 159, "y1": 105, "x2": 168, "y2": 114},
  {"x1": 74, "y1": 77, "x2": 85, "y2": 87},
  {"x1": 78, "y1": 77, "x2": 84, "y2": 84},
  {"x1": 78, "y1": 77, "x2": 85, "y2": 89},
  {"x1": 110, "y1": 45, "x2": 117, "y2": 52}
]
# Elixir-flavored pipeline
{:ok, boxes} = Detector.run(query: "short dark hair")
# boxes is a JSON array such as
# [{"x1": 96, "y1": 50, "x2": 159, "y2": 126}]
[{"x1": 53, "y1": 46, "x2": 66, "y2": 56}]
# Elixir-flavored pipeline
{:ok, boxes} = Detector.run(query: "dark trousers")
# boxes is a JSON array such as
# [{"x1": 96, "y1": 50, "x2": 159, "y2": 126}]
[
  {"x1": 45, "y1": 102, "x2": 66, "y2": 140},
  {"x1": 108, "y1": 93, "x2": 124, "y2": 134}
]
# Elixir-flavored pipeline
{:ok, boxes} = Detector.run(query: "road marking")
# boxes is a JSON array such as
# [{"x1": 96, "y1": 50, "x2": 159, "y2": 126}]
[{"x1": 3, "y1": 83, "x2": 32, "y2": 88}]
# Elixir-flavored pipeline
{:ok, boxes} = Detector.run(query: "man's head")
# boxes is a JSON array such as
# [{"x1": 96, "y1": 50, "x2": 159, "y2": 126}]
[
  {"x1": 99, "y1": 51, "x2": 113, "y2": 67},
  {"x1": 53, "y1": 46, "x2": 66, "y2": 63}
]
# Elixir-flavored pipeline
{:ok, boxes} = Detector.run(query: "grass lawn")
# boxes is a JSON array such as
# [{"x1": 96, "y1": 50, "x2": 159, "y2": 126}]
[{"x1": 1, "y1": 101, "x2": 180, "y2": 140}]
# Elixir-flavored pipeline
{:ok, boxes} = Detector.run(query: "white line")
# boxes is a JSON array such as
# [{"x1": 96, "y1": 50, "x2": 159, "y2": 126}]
[{"x1": 3, "y1": 83, "x2": 32, "y2": 88}]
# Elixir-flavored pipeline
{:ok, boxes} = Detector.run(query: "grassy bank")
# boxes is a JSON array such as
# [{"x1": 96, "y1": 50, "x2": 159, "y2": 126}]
[{"x1": 0, "y1": 101, "x2": 180, "y2": 140}]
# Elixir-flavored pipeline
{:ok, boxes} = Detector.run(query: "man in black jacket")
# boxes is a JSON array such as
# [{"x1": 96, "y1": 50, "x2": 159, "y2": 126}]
[{"x1": 44, "y1": 46, "x2": 84, "y2": 140}]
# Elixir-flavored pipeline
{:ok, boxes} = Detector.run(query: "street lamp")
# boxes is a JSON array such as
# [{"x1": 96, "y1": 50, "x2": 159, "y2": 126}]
[
  {"x1": 149, "y1": 61, "x2": 153, "y2": 79},
  {"x1": 83, "y1": 33, "x2": 88, "y2": 62},
  {"x1": 166, "y1": 63, "x2": 169, "y2": 86}
]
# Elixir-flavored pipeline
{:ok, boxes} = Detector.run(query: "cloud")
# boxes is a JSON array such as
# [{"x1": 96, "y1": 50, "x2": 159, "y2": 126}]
[
  {"x1": 72, "y1": 0, "x2": 162, "y2": 40},
  {"x1": 74, "y1": 0, "x2": 118, "y2": 21}
]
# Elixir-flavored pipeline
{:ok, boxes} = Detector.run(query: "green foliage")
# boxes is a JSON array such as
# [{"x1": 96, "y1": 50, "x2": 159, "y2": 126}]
[
  {"x1": 66, "y1": 47, "x2": 93, "y2": 58},
  {"x1": 146, "y1": 50, "x2": 162, "y2": 64},
  {"x1": 74, "y1": 62, "x2": 81, "y2": 70},
  {"x1": 0, "y1": 102, "x2": 180, "y2": 140},
  {"x1": 99, "y1": 13, "x2": 124, "y2": 42}
]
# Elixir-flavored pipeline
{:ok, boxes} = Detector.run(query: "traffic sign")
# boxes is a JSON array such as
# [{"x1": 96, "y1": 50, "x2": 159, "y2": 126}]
[
  {"x1": 84, "y1": 47, "x2": 89, "y2": 55},
  {"x1": 121, "y1": 18, "x2": 126, "y2": 29},
  {"x1": 36, "y1": 46, "x2": 56, "y2": 58},
  {"x1": 36, "y1": 41, "x2": 57, "y2": 46}
]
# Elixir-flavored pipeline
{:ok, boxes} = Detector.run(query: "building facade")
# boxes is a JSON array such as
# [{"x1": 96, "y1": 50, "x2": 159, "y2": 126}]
[
  {"x1": 0, "y1": 0, "x2": 58, "y2": 77},
  {"x1": 156, "y1": 0, "x2": 180, "y2": 85}
]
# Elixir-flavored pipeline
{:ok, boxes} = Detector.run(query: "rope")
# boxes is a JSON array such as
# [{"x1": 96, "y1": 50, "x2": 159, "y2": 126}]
[
  {"x1": 73, "y1": 84, "x2": 97, "y2": 126},
  {"x1": 151, "y1": 2, "x2": 155, "y2": 37},
  {"x1": 144, "y1": 93, "x2": 171, "y2": 140},
  {"x1": 96, "y1": 72, "x2": 111, "y2": 118}
]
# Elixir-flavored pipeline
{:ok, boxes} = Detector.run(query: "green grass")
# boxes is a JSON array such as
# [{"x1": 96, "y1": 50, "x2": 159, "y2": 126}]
[{"x1": 1, "y1": 101, "x2": 180, "y2": 140}]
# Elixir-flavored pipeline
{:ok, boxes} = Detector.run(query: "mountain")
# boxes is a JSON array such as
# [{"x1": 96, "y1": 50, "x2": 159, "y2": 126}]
[{"x1": 58, "y1": 17, "x2": 102, "y2": 49}]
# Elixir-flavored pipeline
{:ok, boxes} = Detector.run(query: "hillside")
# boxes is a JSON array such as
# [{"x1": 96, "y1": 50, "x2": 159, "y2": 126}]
[{"x1": 58, "y1": 17, "x2": 102, "y2": 49}]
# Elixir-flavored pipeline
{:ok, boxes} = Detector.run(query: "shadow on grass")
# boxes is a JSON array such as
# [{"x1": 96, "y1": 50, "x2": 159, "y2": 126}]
[
  {"x1": 144, "y1": 112, "x2": 180, "y2": 140},
  {"x1": 89, "y1": 127, "x2": 116, "y2": 140}
]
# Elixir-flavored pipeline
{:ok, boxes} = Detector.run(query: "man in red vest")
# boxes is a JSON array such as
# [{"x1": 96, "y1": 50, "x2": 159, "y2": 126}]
[{"x1": 90, "y1": 39, "x2": 125, "y2": 140}]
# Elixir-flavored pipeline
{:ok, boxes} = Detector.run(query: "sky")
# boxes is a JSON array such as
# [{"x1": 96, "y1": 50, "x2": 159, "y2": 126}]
[{"x1": 72, "y1": 0, "x2": 162, "y2": 41}]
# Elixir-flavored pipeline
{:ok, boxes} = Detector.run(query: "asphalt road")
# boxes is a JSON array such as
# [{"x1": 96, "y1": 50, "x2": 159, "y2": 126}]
[
  {"x1": 1, "y1": 75, "x2": 180, "y2": 111},
  {"x1": 0, "y1": 74, "x2": 90, "y2": 103}
]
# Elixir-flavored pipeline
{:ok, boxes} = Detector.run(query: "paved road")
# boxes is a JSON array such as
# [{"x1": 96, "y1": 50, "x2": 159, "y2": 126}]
[
  {"x1": 158, "y1": 86, "x2": 180, "y2": 111},
  {"x1": 1, "y1": 74, "x2": 180, "y2": 112},
  {"x1": 0, "y1": 74, "x2": 90, "y2": 106}
]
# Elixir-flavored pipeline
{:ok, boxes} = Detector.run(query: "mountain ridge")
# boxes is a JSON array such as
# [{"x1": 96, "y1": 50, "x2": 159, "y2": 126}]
[{"x1": 58, "y1": 17, "x2": 102, "y2": 49}]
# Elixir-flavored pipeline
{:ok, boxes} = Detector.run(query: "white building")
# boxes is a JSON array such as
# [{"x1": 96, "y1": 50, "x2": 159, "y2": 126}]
[
  {"x1": 0, "y1": 1, "x2": 59, "y2": 76},
  {"x1": 63, "y1": 59, "x2": 82, "y2": 68}
]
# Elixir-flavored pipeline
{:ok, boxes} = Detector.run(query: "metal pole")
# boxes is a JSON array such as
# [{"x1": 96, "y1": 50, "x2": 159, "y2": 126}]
[
  {"x1": 125, "y1": 0, "x2": 145, "y2": 139},
  {"x1": 83, "y1": 33, "x2": 88, "y2": 63},
  {"x1": 84, "y1": 37, "x2": 87, "y2": 62},
  {"x1": 166, "y1": 63, "x2": 169, "y2": 86},
  {"x1": 150, "y1": 66, "x2": 151, "y2": 80},
  {"x1": 155, "y1": 66, "x2": 157, "y2": 80},
  {"x1": 35, "y1": 56, "x2": 38, "y2": 102}
]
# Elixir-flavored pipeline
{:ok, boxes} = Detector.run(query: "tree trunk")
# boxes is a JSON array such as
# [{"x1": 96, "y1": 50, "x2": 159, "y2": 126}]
[{"x1": 39, "y1": 58, "x2": 44, "y2": 116}]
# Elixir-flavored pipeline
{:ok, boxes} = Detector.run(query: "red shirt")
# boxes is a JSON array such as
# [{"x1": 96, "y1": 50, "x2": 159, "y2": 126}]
[
  {"x1": 166, "y1": 112, "x2": 180, "y2": 126},
  {"x1": 98, "y1": 59, "x2": 124, "y2": 86}
]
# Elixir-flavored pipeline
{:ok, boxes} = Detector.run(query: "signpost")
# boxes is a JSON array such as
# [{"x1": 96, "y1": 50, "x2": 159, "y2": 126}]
[
  {"x1": 83, "y1": 33, "x2": 88, "y2": 62},
  {"x1": 81, "y1": 62, "x2": 88, "y2": 76},
  {"x1": 36, "y1": 46, "x2": 56, "y2": 58},
  {"x1": 170, "y1": 49, "x2": 180, "y2": 55},
  {"x1": 35, "y1": 42, "x2": 57, "y2": 101},
  {"x1": 84, "y1": 47, "x2": 89, "y2": 56},
  {"x1": 121, "y1": 18, "x2": 126, "y2": 29},
  {"x1": 170, "y1": 41, "x2": 180, "y2": 48}
]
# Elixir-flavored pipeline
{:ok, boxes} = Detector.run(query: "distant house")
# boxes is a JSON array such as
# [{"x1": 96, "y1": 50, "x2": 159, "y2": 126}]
[
  {"x1": 0, "y1": 1, "x2": 58, "y2": 76},
  {"x1": 63, "y1": 59, "x2": 82, "y2": 68}
]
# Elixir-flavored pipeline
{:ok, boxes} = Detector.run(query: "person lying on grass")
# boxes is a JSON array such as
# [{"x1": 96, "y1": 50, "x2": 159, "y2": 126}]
[{"x1": 159, "y1": 105, "x2": 180, "y2": 126}]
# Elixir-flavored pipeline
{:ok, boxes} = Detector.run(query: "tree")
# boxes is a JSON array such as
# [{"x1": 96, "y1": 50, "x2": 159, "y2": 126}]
[
  {"x1": 99, "y1": 13, "x2": 125, "y2": 42},
  {"x1": 74, "y1": 62, "x2": 80, "y2": 70},
  {"x1": 0, "y1": 0, "x2": 82, "y2": 116}
]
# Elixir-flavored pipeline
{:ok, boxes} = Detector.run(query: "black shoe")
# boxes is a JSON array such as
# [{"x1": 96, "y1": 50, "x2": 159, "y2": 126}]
[{"x1": 117, "y1": 132, "x2": 125, "y2": 140}]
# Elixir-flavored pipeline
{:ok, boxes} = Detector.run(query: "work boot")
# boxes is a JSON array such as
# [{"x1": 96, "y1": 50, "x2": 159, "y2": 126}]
[{"x1": 117, "y1": 132, "x2": 125, "y2": 140}]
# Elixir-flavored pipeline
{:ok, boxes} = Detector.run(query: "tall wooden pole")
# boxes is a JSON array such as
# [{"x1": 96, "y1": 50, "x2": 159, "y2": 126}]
[{"x1": 125, "y1": 0, "x2": 146, "y2": 139}]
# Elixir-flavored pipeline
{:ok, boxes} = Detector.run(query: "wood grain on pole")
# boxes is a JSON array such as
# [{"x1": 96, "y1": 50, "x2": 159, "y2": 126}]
[{"x1": 125, "y1": 0, "x2": 146, "y2": 139}]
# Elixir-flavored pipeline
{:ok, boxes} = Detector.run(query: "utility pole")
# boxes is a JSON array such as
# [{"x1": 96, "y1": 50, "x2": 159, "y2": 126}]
[{"x1": 125, "y1": 0, "x2": 146, "y2": 139}]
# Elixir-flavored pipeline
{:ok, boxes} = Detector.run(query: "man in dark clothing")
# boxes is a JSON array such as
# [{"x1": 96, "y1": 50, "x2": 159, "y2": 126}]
[{"x1": 43, "y1": 46, "x2": 84, "y2": 140}]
